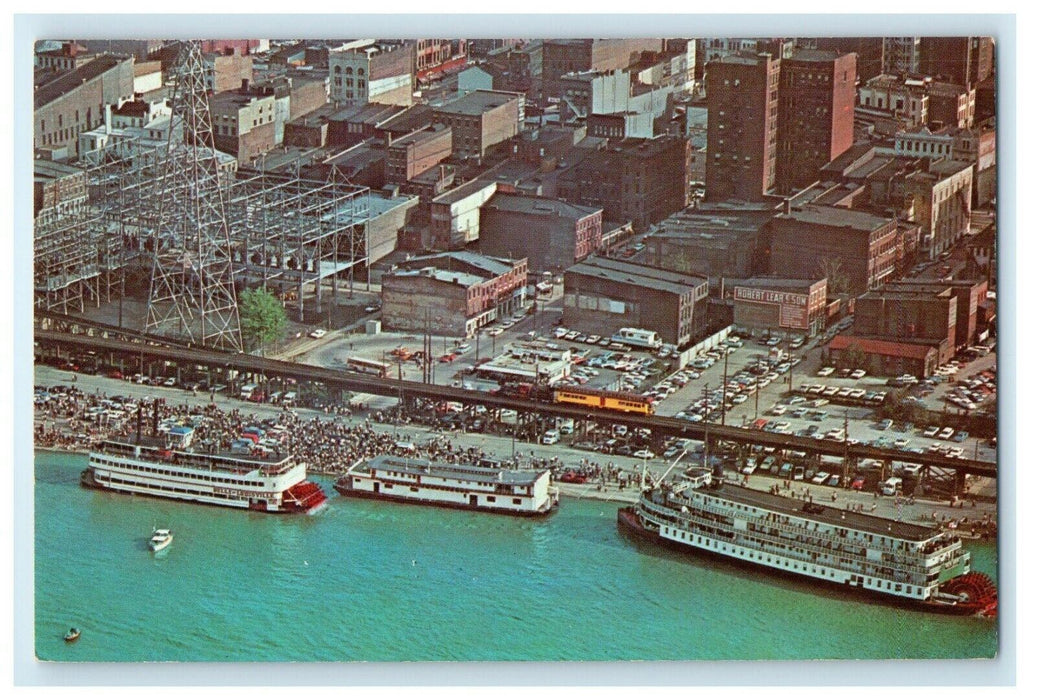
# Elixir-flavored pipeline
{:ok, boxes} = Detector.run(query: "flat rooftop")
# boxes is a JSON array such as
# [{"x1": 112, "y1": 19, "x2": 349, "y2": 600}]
[
  {"x1": 568, "y1": 256, "x2": 706, "y2": 295},
  {"x1": 730, "y1": 277, "x2": 822, "y2": 291},
  {"x1": 386, "y1": 267, "x2": 485, "y2": 288},
  {"x1": 361, "y1": 455, "x2": 548, "y2": 486},
  {"x1": 432, "y1": 178, "x2": 496, "y2": 205},
  {"x1": 434, "y1": 90, "x2": 520, "y2": 116},
  {"x1": 34, "y1": 159, "x2": 85, "y2": 181},
  {"x1": 483, "y1": 193, "x2": 601, "y2": 220},
  {"x1": 402, "y1": 250, "x2": 518, "y2": 277},
  {"x1": 777, "y1": 205, "x2": 891, "y2": 231},
  {"x1": 786, "y1": 49, "x2": 844, "y2": 63},
  {"x1": 715, "y1": 481, "x2": 938, "y2": 541}
]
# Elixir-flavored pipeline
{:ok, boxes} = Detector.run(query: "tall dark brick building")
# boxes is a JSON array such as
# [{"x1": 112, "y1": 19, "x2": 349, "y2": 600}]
[
  {"x1": 557, "y1": 134, "x2": 690, "y2": 232},
  {"x1": 919, "y1": 36, "x2": 994, "y2": 86},
  {"x1": 705, "y1": 52, "x2": 780, "y2": 203},
  {"x1": 814, "y1": 37, "x2": 883, "y2": 80},
  {"x1": 776, "y1": 50, "x2": 857, "y2": 194}
]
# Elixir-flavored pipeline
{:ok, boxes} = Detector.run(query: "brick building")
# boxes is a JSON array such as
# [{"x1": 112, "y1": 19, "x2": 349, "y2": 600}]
[
  {"x1": 895, "y1": 125, "x2": 994, "y2": 207},
  {"x1": 288, "y1": 77, "x2": 330, "y2": 120},
  {"x1": 853, "y1": 284, "x2": 958, "y2": 363},
  {"x1": 329, "y1": 42, "x2": 414, "y2": 107},
  {"x1": 769, "y1": 204, "x2": 898, "y2": 295},
  {"x1": 415, "y1": 39, "x2": 468, "y2": 81},
  {"x1": 78, "y1": 39, "x2": 167, "y2": 62},
  {"x1": 817, "y1": 146, "x2": 975, "y2": 259},
  {"x1": 903, "y1": 159, "x2": 973, "y2": 258},
  {"x1": 382, "y1": 252, "x2": 527, "y2": 337},
  {"x1": 541, "y1": 39, "x2": 663, "y2": 105},
  {"x1": 477, "y1": 193, "x2": 603, "y2": 273},
  {"x1": 926, "y1": 81, "x2": 976, "y2": 130},
  {"x1": 203, "y1": 51, "x2": 254, "y2": 95},
  {"x1": 556, "y1": 134, "x2": 691, "y2": 232},
  {"x1": 919, "y1": 36, "x2": 994, "y2": 86},
  {"x1": 34, "y1": 54, "x2": 135, "y2": 158},
  {"x1": 512, "y1": 124, "x2": 586, "y2": 168},
  {"x1": 726, "y1": 276, "x2": 829, "y2": 337},
  {"x1": 34, "y1": 159, "x2": 88, "y2": 224},
  {"x1": 326, "y1": 103, "x2": 407, "y2": 148},
  {"x1": 432, "y1": 90, "x2": 523, "y2": 159},
  {"x1": 776, "y1": 50, "x2": 856, "y2": 194},
  {"x1": 36, "y1": 42, "x2": 96, "y2": 72},
  {"x1": 385, "y1": 125, "x2": 453, "y2": 184},
  {"x1": 209, "y1": 84, "x2": 278, "y2": 164},
  {"x1": 705, "y1": 52, "x2": 780, "y2": 202},
  {"x1": 562, "y1": 256, "x2": 708, "y2": 347},
  {"x1": 887, "y1": 279, "x2": 988, "y2": 350},
  {"x1": 644, "y1": 202, "x2": 775, "y2": 282},
  {"x1": 429, "y1": 179, "x2": 498, "y2": 250},
  {"x1": 857, "y1": 74, "x2": 929, "y2": 130},
  {"x1": 810, "y1": 37, "x2": 883, "y2": 80},
  {"x1": 828, "y1": 335, "x2": 938, "y2": 378}
]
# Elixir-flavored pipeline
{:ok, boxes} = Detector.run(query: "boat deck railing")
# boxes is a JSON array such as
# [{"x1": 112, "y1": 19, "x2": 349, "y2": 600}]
[
  {"x1": 96, "y1": 441, "x2": 299, "y2": 477},
  {"x1": 659, "y1": 490, "x2": 960, "y2": 561},
  {"x1": 640, "y1": 499, "x2": 937, "y2": 580}
]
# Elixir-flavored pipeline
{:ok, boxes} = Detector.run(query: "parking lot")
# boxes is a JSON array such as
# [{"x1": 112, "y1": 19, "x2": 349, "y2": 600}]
[{"x1": 285, "y1": 287, "x2": 996, "y2": 468}]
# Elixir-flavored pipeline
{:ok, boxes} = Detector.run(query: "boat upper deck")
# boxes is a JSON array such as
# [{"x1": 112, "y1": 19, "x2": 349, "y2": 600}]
[
  {"x1": 355, "y1": 455, "x2": 548, "y2": 487},
  {"x1": 674, "y1": 479, "x2": 940, "y2": 542},
  {"x1": 95, "y1": 439, "x2": 298, "y2": 475}
]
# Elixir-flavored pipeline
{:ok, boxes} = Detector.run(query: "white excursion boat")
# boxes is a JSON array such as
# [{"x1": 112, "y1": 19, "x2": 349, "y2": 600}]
[
  {"x1": 82, "y1": 418, "x2": 327, "y2": 514},
  {"x1": 149, "y1": 528, "x2": 173, "y2": 553},
  {"x1": 618, "y1": 466, "x2": 997, "y2": 616},
  {"x1": 335, "y1": 455, "x2": 559, "y2": 516}
]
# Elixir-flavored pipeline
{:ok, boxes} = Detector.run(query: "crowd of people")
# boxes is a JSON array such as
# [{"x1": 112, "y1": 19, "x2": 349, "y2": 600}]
[
  {"x1": 31, "y1": 382, "x2": 998, "y2": 538},
  {"x1": 33, "y1": 384, "x2": 622, "y2": 481}
]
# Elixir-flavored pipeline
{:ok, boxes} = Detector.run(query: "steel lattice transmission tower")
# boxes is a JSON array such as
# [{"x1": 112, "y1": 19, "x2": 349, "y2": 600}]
[{"x1": 144, "y1": 41, "x2": 242, "y2": 350}]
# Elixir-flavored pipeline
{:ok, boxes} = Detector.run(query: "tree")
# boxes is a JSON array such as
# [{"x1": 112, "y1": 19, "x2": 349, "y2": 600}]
[{"x1": 239, "y1": 288, "x2": 287, "y2": 353}]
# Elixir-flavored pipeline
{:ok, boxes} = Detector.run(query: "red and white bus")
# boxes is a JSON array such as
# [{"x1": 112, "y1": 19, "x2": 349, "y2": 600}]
[{"x1": 345, "y1": 357, "x2": 390, "y2": 378}]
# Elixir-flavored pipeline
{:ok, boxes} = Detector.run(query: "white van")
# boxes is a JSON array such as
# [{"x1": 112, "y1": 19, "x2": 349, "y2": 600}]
[
  {"x1": 881, "y1": 477, "x2": 903, "y2": 496},
  {"x1": 557, "y1": 418, "x2": 575, "y2": 435}
]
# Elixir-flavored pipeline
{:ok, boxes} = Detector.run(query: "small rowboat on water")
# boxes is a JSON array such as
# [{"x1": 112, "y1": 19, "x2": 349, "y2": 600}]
[{"x1": 64, "y1": 628, "x2": 80, "y2": 643}]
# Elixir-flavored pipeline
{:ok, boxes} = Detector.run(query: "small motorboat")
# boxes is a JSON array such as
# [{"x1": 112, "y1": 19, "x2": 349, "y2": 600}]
[
  {"x1": 149, "y1": 528, "x2": 173, "y2": 553},
  {"x1": 64, "y1": 627, "x2": 80, "y2": 643}
]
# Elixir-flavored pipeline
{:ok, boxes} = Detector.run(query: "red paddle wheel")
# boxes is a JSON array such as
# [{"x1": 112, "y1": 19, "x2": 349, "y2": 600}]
[
  {"x1": 281, "y1": 481, "x2": 328, "y2": 512},
  {"x1": 943, "y1": 572, "x2": 998, "y2": 617}
]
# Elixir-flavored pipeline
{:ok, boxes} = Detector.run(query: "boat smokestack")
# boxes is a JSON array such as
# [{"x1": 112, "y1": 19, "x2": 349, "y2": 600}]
[
  {"x1": 136, "y1": 404, "x2": 143, "y2": 444},
  {"x1": 152, "y1": 399, "x2": 161, "y2": 436},
  {"x1": 711, "y1": 455, "x2": 724, "y2": 483}
]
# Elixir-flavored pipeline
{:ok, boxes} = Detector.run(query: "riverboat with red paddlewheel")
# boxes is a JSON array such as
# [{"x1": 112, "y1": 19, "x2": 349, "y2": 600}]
[
  {"x1": 618, "y1": 466, "x2": 996, "y2": 617},
  {"x1": 82, "y1": 415, "x2": 326, "y2": 514}
]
